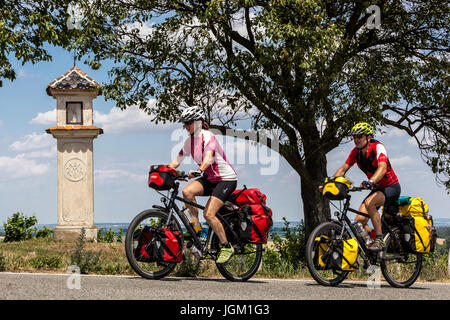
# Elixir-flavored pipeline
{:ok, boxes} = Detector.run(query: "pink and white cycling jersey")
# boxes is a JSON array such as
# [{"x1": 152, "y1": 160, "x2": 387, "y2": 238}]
[{"x1": 178, "y1": 129, "x2": 237, "y2": 183}]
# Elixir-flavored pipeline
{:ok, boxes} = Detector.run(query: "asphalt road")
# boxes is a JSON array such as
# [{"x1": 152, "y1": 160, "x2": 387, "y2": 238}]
[{"x1": 0, "y1": 272, "x2": 449, "y2": 301}]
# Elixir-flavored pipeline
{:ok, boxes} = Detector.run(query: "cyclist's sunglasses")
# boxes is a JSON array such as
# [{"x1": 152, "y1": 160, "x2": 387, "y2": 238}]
[
  {"x1": 352, "y1": 134, "x2": 365, "y2": 139},
  {"x1": 183, "y1": 120, "x2": 194, "y2": 126}
]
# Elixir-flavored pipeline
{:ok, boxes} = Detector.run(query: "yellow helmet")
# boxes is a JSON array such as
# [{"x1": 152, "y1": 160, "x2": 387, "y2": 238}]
[
  {"x1": 350, "y1": 122, "x2": 373, "y2": 136},
  {"x1": 322, "y1": 177, "x2": 353, "y2": 200}
]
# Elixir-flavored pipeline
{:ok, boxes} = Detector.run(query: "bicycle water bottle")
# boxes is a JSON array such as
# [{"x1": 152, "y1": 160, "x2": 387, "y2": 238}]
[
  {"x1": 183, "y1": 205, "x2": 202, "y2": 234},
  {"x1": 355, "y1": 222, "x2": 373, "y2": 246}
]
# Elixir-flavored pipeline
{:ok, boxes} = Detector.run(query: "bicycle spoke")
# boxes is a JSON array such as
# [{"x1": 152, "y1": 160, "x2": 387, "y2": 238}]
[{"x1": 380, "y1": 231, "x2": 422, "y2": 288}]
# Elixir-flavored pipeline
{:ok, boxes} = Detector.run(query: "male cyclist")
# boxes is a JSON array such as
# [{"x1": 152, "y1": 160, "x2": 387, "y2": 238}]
[
  {"x1": 330, "y1": 122, "x2": 401, "y2": 251},
  {"x1": 168, "y1": 106, "x2": 238, "y2": 264}
]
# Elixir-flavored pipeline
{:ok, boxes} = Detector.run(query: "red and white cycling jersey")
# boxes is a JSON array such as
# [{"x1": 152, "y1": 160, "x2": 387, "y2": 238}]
[
  {"x1": 345, "y1": 140, "x2": 399, "y2": 188},
  {"x1": 178, "y1": 129, "x2": 237, "y2": 183}
]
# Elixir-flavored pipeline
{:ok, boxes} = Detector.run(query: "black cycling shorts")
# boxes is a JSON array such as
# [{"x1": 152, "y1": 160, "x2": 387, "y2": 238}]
[
  {"x1": 363, "y1": 183, "x2": 401, "y2": 213},
  {"x1": 196, "y1": 177, "x2": 237, "y2": 202}
]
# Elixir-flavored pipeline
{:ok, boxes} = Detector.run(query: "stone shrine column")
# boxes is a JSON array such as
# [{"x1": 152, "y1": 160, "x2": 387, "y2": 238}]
[{"x1": 45, "y1": 67, "x2": 103, "y2": 241}]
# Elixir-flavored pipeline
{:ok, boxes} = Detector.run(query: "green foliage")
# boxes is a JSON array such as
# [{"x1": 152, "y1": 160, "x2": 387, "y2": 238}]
[
  {"x1": 97, "y1": 228, "x2": 115, "y2": 243},
  {"x1": 70, "y1": 228, "x2": 101, "y2": 274},
  {"x1": 0, "y1": 252, "x2": 6, "y2": 271},
  {"x1": 29, "y1": 255, "x2": 63, "y2": 269},
  {"x1": 3, "y1": 212, "x2": 38, "y2": 242},
  {"x1": 116, "y1": 228, "x2": 123, "y2": 243},
  {"x1": 174, "y1": 249, "x2": 207, "y2": 277},
  {"x1": 437, "y1": 227, "x2": 450, "y2": 238},
  {"x1": 35, "y1": 226, "x2": 54, "y2": 239},
  {"x1": 270, "y1": 218, "x2": 307, "y2": 270},
  {"x1": 419, "y1": 252, "x2": 449, "y2": 281},
  {"x1": 97, "y1": 228, "x2": 123, "y2": 243},
  {"x1": 0, "y1": 0, "x2": 71, "y2": 83}
]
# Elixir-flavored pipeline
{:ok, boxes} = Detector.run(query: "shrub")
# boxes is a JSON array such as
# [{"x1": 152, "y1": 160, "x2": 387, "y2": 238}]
[
  {"x1": 97, "y1": 228, "x2": 123, "y2": 243},
  {"x1": 271, "y1": 218, "x2": 307, "y2": 270},
  {"x1": 35, "y1": 226, "x2": 54, "y2": 239},
  {"x1": 97, "y1": 228, "x2": 115, "y2": 243},
  {"x1": 116, "y1": 228, "x2": 123, "y2": 243},
  {"x1": 174, "y1": 249, "x2": 207, "y2": 277},
  {"x1": 3, "y1": 212, "x2": 38, "y2": 242},
  {"x1": 70, "y1": 228, "x2": 101, "y2": 274}
]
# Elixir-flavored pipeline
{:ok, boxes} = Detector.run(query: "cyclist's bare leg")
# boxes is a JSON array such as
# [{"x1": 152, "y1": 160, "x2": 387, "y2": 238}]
[
  {"x1": 182, "y1": 180, "x2": 204, "y2": 219},
  {"x1": 203, "y1": 196, "x2": 228, "y2": 244},
  {"x1": 356, "y1": 191, "x2": 385, "y2": 235}
]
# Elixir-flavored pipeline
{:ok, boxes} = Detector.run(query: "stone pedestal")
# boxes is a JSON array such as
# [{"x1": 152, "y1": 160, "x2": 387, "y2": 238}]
[{"x1": 46, "y1": 126, "x2": 102, "y2": 241}]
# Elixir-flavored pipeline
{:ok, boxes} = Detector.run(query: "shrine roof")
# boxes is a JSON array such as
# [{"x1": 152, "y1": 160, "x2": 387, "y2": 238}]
[{"x1": 46, "y1": 67, "x2": 102, "y2": 96}]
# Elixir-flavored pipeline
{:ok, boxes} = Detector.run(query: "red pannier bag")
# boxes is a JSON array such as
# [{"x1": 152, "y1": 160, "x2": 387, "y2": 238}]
[
  {"x1": 231, "y1": 186, "x2": 267, "y2": 205},
  {"x1": 238, "y1": 204, "x2": 273, "y2": 244},
  {"x1": 134, "y1": 227, "x2": 183, "y2": 263},
  {"x1": 148, "y1": 165, "x2": 177, "y2": 190}
]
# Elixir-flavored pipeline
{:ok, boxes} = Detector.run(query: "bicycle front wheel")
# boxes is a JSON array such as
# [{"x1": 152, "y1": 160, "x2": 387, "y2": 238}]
[
  {"x1": 306, "y1": 221, "x2": 349, "y2": 286},
  {"x1": 211, "y1": 234, "x2": 263, "y2": 282},
  {"x1": 125, "y1": 209, "x2": 183, "y2": 280},
  {"x1": 380, "y1": 230, "x2": 422, "y2": 288}
]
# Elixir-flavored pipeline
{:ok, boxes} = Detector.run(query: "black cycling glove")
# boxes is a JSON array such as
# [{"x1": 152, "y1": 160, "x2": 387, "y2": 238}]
[{"x1": 361, "y1": 180, "x2": 374, "y2": 190}]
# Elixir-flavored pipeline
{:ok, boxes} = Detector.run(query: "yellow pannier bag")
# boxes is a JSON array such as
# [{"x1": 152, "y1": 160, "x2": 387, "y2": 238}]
[
  {"x1": 402, "y1": 215, "x2": 434, "y2": 253},
  {"x1": 332, "y1": 238, "x2": 359, "y2": 271},
  {"x1": 314, "y1": 236, "x2": 330, "y2": 269},
  {"x1": 314, "y1": 236, "x2": 359, "y2": 271},
  {"x1": 398, "y1": 197, "x2": 429, "y2": 218},
  {"x1": 398, "y1": 196, "x2": 436, "y2": 253}
]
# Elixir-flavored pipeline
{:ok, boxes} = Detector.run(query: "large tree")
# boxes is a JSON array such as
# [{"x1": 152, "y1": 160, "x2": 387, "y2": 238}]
[{"x1": 70, "y1": 0, "x2": 448, "y2": 234}]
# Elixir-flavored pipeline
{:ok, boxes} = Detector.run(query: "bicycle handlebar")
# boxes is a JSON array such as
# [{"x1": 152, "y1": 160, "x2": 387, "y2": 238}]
[
  {"x1": 349, "y1": 186, "x2": 366, "y2": 192},
  {"x1": 174, "y1": 170, "x2": 207, "y2": 181}
]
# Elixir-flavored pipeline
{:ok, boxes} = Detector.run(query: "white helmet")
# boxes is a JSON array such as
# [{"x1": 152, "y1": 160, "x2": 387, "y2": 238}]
[{"x1": 179, "y1": 106, "x2": 205, "y2": 123}]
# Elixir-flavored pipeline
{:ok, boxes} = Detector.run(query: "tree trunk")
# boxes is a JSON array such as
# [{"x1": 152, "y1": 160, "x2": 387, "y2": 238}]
[{"x1": 300, "y1": 151, "x2": 331, "y2": 238}]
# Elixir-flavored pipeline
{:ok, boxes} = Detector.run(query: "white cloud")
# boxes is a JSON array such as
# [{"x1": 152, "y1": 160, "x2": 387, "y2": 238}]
[
  {"x1": 9, "y1": 133, "x2": 54, "y2": 152},
  {"x1": 384, "y1": 127, "x2": 407, "y2": 138},
  {"x1": 30, "y1": 109, "x2": 56, "y2": 125},
  {"x1": 0, "y1": 154, "x2": 51, "y2": 179},
  {"x1": 390, "y1": 155, "x2": 415, "y2": 167},
  {"x1": 94, "y1": 169, "x2": 142, "y2": 184},
  {"x1": 94, "y1": 103, "x2": 177, "y2": 134},
  {"x1": 24, "y1": 146, "x2": 57, "y2": 159}
]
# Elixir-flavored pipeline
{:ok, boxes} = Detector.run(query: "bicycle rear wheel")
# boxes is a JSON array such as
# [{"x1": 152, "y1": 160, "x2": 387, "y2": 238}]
[
  {"x1": 125, "y1": 209, "x2": 183, "y2": 280},
  {"x1": 380, "y1": 229, "x2": 422, "y2": 288},
  {"x1": 306, "y1": 221, "x2": 349, "y2": 286},
  {"x1": 211, "y1": 233, "x2": 263, "y2": 282}
]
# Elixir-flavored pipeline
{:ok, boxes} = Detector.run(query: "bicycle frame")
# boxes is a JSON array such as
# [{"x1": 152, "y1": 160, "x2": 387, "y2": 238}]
[
  {"x1": 332, "y1": 190, "x2": 398, "y2": 265},
  {"x1": 153, "y1": 181, "x2": 238, "y2": 256}
]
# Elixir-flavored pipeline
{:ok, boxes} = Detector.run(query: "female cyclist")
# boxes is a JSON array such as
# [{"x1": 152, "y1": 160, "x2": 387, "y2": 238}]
[{"x1": 168, "y1": 106, "x2": 238, "y2": 264}]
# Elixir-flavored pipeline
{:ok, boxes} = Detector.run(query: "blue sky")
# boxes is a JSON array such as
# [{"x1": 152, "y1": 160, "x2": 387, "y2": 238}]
[{"x1": 0, "y1": 45, "x2": 448, "y2": 226}]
